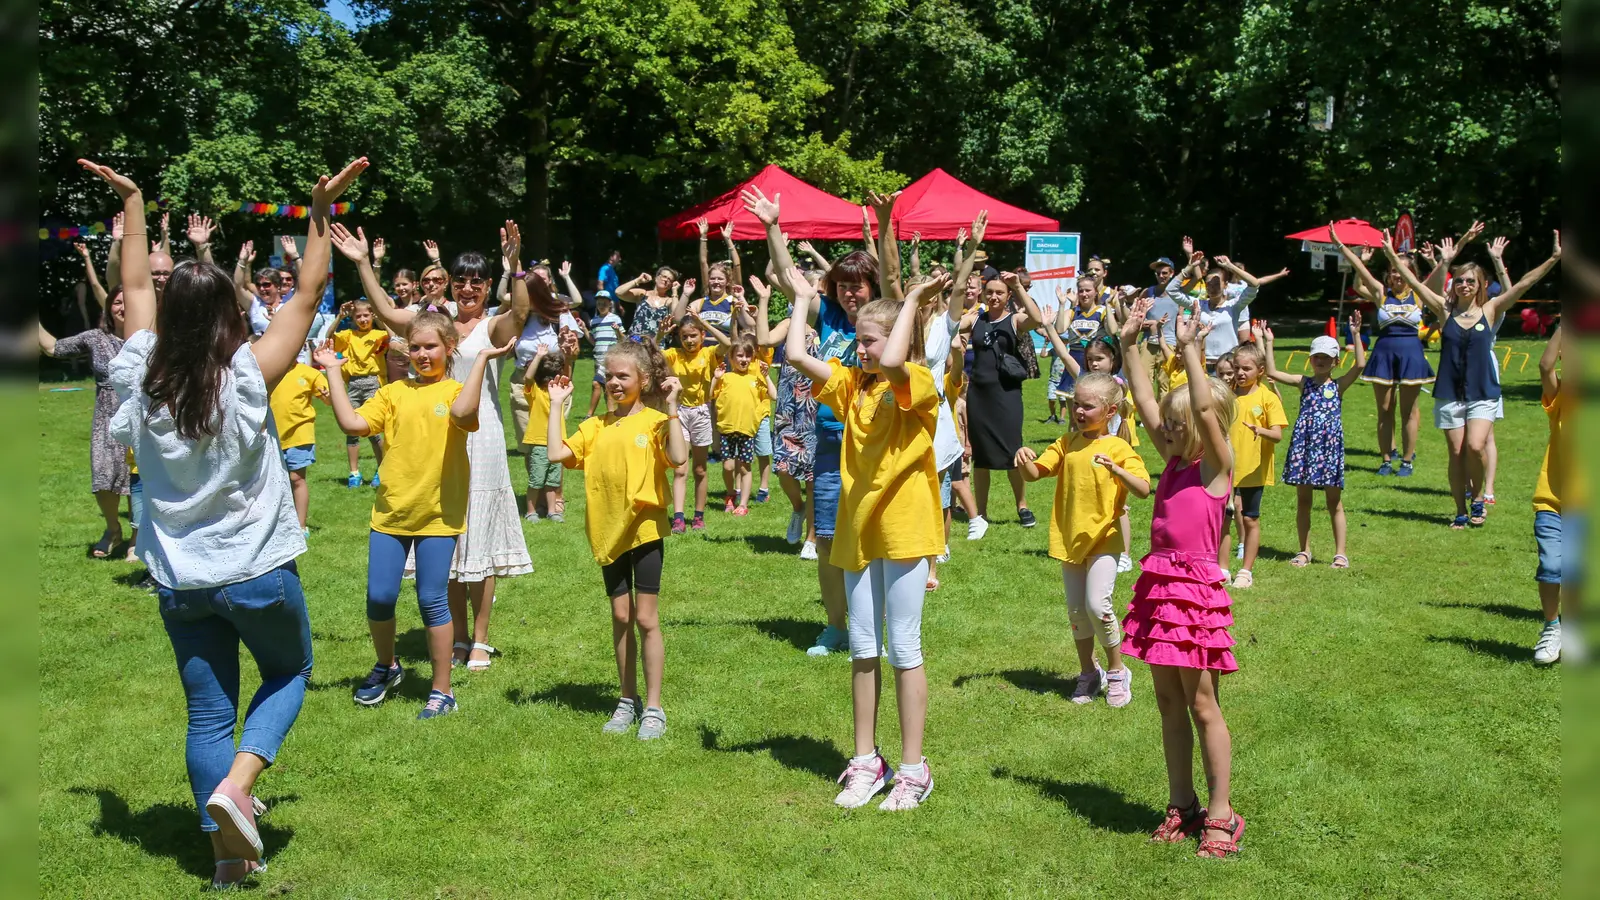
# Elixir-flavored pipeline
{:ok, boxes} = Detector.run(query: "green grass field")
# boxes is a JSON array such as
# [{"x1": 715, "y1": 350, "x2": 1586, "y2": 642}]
[{"x1": 38, "y1": 335, "x2": 1559, "y2": 898}]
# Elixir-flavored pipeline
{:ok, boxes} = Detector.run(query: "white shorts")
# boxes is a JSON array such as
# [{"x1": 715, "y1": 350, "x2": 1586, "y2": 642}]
[
  {"x1": 1434, "y1": 399, "x2": 1498, "y2": 430},
  {"x1": 678, "y1": 403, "x2": 714, "y2": 448}
]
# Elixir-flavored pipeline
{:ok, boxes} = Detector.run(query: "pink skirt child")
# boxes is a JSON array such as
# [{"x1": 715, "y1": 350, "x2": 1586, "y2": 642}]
[{"x1": 1122, "y1": 456, "x2": 1236, "y2": 670}]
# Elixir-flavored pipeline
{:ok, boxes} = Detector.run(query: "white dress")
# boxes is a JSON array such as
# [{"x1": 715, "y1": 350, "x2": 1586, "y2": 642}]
[{"x1": 408, "y1": 316, "x2": 533, "y2": 582}]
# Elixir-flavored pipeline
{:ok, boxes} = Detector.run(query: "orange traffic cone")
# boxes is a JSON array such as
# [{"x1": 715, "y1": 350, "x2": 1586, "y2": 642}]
[{"x1": 1325, "y1": 316, "x2": 1337, "y2": 338}]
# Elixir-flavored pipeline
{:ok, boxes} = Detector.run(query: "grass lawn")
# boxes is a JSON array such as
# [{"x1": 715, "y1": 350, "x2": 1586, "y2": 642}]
[{"x1": 38, "y1": 334, "x2": 1559, "y2": 898}]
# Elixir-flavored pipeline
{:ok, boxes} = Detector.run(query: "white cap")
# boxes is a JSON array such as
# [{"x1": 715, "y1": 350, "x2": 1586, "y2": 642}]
[{"x1": 1309, "y1": 335, "x2": 1341, "y2": 358}]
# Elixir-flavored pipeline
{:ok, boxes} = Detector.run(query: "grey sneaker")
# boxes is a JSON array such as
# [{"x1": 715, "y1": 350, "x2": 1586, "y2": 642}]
[
  {"x1": 523, "y1": 512, "x2": 541, "y2": 523},
  {"x1": 1533, "y1": 620, "x2": 1562, "y2": 666},
  {"x1": 547, "y1": 513, "x2": 565, "y2": 524},
  {"x1": 637, "y1": 705, "x2": 667, "y2": 740},
  {"x1": 1071, "y1": 664, "x2": 1106, "y2": 705},
  {"x1": 602, "y1": 698, "x2": 640, "y2": 734}
]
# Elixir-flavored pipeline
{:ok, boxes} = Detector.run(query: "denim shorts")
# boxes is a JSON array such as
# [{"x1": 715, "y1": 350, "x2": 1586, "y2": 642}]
[
  {"x1": 129, "y1": 474, "x2": 145, "y2": 527},
  {"x1": 813, "y1": 429, "x2": 844, "y2": 539},
  {"x1": 1434, "y1": 399, "x2": 1498, "y2": 430},
  {"x1": 282, "y1": 444, "x2": 316, "y2": 472},
  {"x1": 754, "y1": 416, "x2": 773, "y2": 457},
  {"x1": 940, "y1": 461, "x2": 955, "y2": 509},
  {"x1": 1535, "y1": 509, "x2": 1562, "y2": 584}
]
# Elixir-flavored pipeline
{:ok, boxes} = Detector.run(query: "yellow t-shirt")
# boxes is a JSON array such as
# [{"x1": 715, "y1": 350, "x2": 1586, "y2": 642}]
[
  {"x1": 521, "y1": 379, "x2": 553, "y2": 447},
  {"x1": 813, "y1": 360, "x2": 943, "y2": 571},
  {"x1": 561, "y1": 407, "x2": 674, "y2": 565},
  {"x1": 269, "y1": 363, "x2": 329, "y2": 449},
  {"x1": 713, "y1": 366, "x2": 770, "y2": 436},
  {"x1": 335, "y1": 326, "x2": 390, "y2": 379},
  {"x1": 1033, "y1": 432, "x2": 1148, "y2": 563},
  {"x1": 127, "y1": 447, "x2": 137, "y2": 476},
  {"x1": 756, "y1": 346, "x2": 775, "y2": 366},
  {"x1": 1534, "y1": 392, "x2": 1564, "y2": 514},
  {"x1": 664, "y1": 345, "x2": 720, "y2": 407},
  {"x1": 1163, "y1": 352, "x2": 1189, "y2": 389},
  {"x1": 358, "y1": 378, "x2": 473, "y2": 536},
  {"x1": 1230, "y1": 383, "x2": 1288, "y2": 487}
]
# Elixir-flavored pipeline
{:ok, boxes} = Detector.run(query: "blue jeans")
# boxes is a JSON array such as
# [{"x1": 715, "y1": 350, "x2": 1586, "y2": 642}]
[
  {"x1": 1534, "y1": 510, "x2": 1562, "y2": 585},
  {"x1": 367, "y1": 531, "x2": 455, "y2": 627},
  {"x1": 813, "y1": 429, "x2": 843, "y2": 539},
  {"x1": 158, "y1": 563, "x2": 313, "y2": 832}
]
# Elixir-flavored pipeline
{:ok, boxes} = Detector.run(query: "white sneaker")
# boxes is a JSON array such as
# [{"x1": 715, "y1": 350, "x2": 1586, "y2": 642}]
[
  {"x1": 1235, "y1": 542, "x2": 1245, "y2": 560},
  {"x1": 1105, "y1": 667, "x2": 1133, "y2": 708},
  {"x1": 1116, "y1": 553, "x2": 1133, "y2": 573},
  {"x1": 967, "y1": 516, "x2": 989, "y2": 541},
  {"x1": 1070, "y1": 664, "x2": 1106, "y2": 704},
  {"x1": 936, "y1": 544, "x2": 950, "y2": 564},
  {"x1": 1533, "y1": 620, "x2": 1562, "y2": 666},
  {"x1": 800, "y1": 540, "x2": 818, "y2": 561},
  {"x1": 785, "y1": 512, "x2": 804, "y2": 545},
  {"x1": 879, "y1": 759, "x2": 934, "y2": 811},
  {"x1": 835, "y1": 752, "x2": 891, "y2": 808}
]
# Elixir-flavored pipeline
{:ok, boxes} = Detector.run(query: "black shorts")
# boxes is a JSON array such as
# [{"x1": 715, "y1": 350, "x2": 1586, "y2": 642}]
[
  {"x1": 601, "y1": 540, "x2": 664, "y2": 598},
  {"x1": 722, "y1": 432, "x2": 756, "y2": 464},
  {"x1": 1236, "y1": 485, "x2": 1265, "y2": 519}
]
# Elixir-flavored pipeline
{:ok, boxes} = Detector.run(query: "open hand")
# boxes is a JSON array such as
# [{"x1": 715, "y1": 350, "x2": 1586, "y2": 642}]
[
  {"x1": 371, "y1": 237, "x2": 386, "y2": 262},
  {"x1": 1182, "y1": 234, "x2": 1195, "y2": 257},
  {"x1": 500, "y1": 220, "x2": 521, "y2": 266},
  {"x1": 310, "y1": 339, "x2": 340, "y2": 370},
  {"x1": 720, "y1": 220, "x2": 734, "y2": 242},
  {"x1": 238, "y1": 240, "x2": 256, "y2": 265},
  {"x1": 1551, "y1": 229, "x2": 1563, "y2": 260},
  {"x1": 77, "y1": 159, "x2": 140, "y2": 199},
  {"x1": 72, "y1": 242, "x2": 91, "y2": 260},
  {"x1": 1120, "y1": 296, "x2": 1152, "y2": 345},
  {"x1": 696, "y1": 217, "x2": 710, "y2": 238},
  {"x1": 311, "y1": 157, "x2": 369, "y2": 206},
  {"x1": 1348, "y1": 309, "x2": 1362, "y2": 331},
  {"x1": 1173, "y1": 308, "x2": 1201, "y2": 348},
  {"x1": 547, "y1": 374, "x2": 574, "y2": 404},
  {"x1": 111, "y1": 212, "x2": 125, "y2": 241},
  {"x1": 328, "y1": 223, "x2": 370, "y2": 262},
  {"x1": 186, "y1": 214, "x2": 215, "y2": 246},
  {"x1": 1014, "y1": 446, "x2": 1038, "y2": 467},
  {"x1": 423, "y1": 239, "x2": 441, "y2": 262},
  {"x1": 970, "y1": 210, "x2": 989, "y2": 245},
  {"x1": 681, "y1": 277, "x2": 697, "y2": 298},
  {"x1": 661, "y1": 376, "x2": 683, "y2": 406},
  {"x1": 748, "y1": 275, "x2": 771, "y2": 301},
  {"x1": 739, "y1": 187, "x2": 780, "y2": 227},
  {"x1": 1487, "y1": 236, "x2": 1508, "y2": 260},
  {"x1": 1461, "y1": 220, "x2": 1486, "y2": 244},
  {"x1": 559, "y1": 259, "x2": 572, "y2": 278},
  {"x1": 481, "y1": 337, "x2": 518, "y2": 360},
  {"x1": 279, "y1": 234, "x2": 298, "y2": 261}
]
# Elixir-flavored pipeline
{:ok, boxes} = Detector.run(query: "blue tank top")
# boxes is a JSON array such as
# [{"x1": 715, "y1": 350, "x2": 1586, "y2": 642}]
[
  {"x1": 1435, "y1": 315, "x2": 1499, "y2": 404},
  {"x1": 1376, "y1": 290, "x2": 1422, "y2": 336},
  {"x1": 698, "y1": 295, "x2": 733, "y2": 332}
]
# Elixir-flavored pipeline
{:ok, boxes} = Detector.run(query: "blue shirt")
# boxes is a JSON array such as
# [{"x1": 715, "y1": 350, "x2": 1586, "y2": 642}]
[
  {"x1": 814, "y1": 293, "x2": 856, "y2": 437},
  {"x1": 598, "y1": 263, "x2": 620, "y2": 295}
]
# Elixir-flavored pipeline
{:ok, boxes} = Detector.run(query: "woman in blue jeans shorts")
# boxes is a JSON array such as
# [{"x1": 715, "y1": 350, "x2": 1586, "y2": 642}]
[{"x1": 98, "y1": 156, "x2": 367, "y2": 888}]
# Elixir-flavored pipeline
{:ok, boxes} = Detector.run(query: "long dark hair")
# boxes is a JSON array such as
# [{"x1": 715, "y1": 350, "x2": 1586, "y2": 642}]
[
  {"x1": 822, "y1": 250, "x2": 878, "y2": 299},
  {"x1": 143, "y1": 260, "x2": 251, "y2": 440},
  {"x1": 525, "y1": 269, "x2": 566, "y2": 322}
]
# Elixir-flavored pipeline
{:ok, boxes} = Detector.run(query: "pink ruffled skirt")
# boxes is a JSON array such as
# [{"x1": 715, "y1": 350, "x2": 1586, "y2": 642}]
[{"x1": 1120, "y1": 550, "x2": 1237, "y2": 673}]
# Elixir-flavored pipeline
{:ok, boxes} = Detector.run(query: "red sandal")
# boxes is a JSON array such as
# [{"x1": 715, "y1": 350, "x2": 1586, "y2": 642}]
[
  {"x1": 1149, "y1": 799, "x2": 1207, "y2": 843},
  {"x1": 1196, "y1": 811, "x2": 1246, "y2": 859}
]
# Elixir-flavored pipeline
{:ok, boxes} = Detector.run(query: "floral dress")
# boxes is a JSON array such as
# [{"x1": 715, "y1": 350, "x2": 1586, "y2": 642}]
[
  {"x1": 628, "y1": 297, "x2": 675, "y2": 343},
  {"x1": 52, "y1": 329, "x2": 129, "y2": 494},
  {"x1": 1281, "y1": 376, "x2": 1345, "y2": 488},
  {"x1": 772, "y1": 330, "x2": 819, "y2": 482}
]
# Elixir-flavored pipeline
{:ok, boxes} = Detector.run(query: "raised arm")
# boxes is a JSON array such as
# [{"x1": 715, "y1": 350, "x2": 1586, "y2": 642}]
[
  {"x1": 782, "y1": 268, "x2": 833, "y2": 384},
  {"x1": 186, "y1": 214, "x2": 216, "y2": 265},
  {"x1": 74, "y1": 243, "x2": 107, "y2": 305},
  {"x1": 696, "y1": 217, "x2": 712, "y2": 295},
  {"x1": 1336, "y1": 311, "x2": 1367, "y2": 394},
  {"x1": 879, "y1": 274, "x2": 945, "y2": 384},
  {"x1": 278, "y1": 234, "x2": 301, "y2": 280},
  {"x1": 78, "y1": 161, "x2": 153, "y2": 334},
  {"x1": 868, "y1": 190, "x2": 903, "y2": 301},
  {"x1": 231, "y1": 241, "x2": 258, "y2": 312},
  {"x1": 1381, "y1": 231, "x2": 1449, "y2": 318},
  {"x1": 1117, "y1": 297, "x2": 1169, "y2": 458},
  {"x1": 723, "y1": 221, "x2": 742, "y2": 287},
  {"x1": 255, "y1": 158, "x2": 369, "y2": 388},
  {"x1": 860, "y1": 207, "x2": 879, "y2": 260},
  {"x1": 1326, "y1": 227, "x2": 1383, "y2": 301},
  {"x1": 156, "y1": 212, "x2": 172, "y2": 256},
  {"x1": 1003, "y1": 271, "x2": 1045, "y2": 331},
  {"x1": 106, "y1": 212, "x2": 124, "y2": 294},
  {"x1": 1484, "y1": 231, "x2": 1561, "y2": 321},
  {"x1": 487, "y1": 221, "x2": 532, "y2": 345},
  {"x1": 750, "y1": 275, "x2": 790, "y2": 347},
  {"x1": 332, "y1": 223, "x2": 415, "y2": 333},
  {"x1": 311, "y1": 341, "x2": 372, "y2": 435},
  {"x1": 1252, "y1": 323, "x2": 1299, "y2": 386},
  {"x1": 450, "y1": 338, "x2": 514, "y2": 432},
  {"x1": 558, "y1": 260, "x2": 584, "y2": 317},
  {"x1": 545, "y1": 376, "x2": 576, "y2": 464},
  {"x1": 796, "y1": 240, "x2": 831, "y2": 274},
  {"x1": 949, "y1": 211, "x2": 988, "y2": 318},
  {"x1": 909, "y1": 232, "x2": 922, "y2": 280},
  {"x1": 1539, "y1": 320, "x2": 1562, "y2": 402},
  {"x1": 741, "y1": 185, "x2": 801, "y2": 294},
  {"x1": 1174, "y1": 310, "x2": 1231, "y2": 477}
]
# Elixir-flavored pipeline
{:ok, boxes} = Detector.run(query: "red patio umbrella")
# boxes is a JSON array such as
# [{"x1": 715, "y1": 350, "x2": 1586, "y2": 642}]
[
  {"x1": 657, "y1": 165, "x2": 864, "y2": 241},
  {"x1": 1284, "y1": 218, "x2": 1386, "y2": 247}
]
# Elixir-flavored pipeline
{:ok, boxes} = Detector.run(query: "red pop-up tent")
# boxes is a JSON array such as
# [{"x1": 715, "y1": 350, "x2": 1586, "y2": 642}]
[
  {"x1": 657, "y1": 165, "x2": 865, "y2": 241},
  {"x1": 890, "y1": 168, "x2": 1059, "y2": 240},
  {"x1": 1284, "y1": 219, "x2": 1386, "y2": 247}
]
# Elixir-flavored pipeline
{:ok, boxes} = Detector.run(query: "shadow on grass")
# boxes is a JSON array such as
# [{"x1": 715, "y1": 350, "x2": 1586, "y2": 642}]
[
  {"x1": 1358, "y1": 507, "x2": 1450, "y2": 524},
  {"x1": 1344, "y1": 446, "x2": 1380, "y2": 459},
  {"x1": 952, "y1": 668, "x2": 1074, "y2": 699},
  {"x1": 1426, "y1": 635, "x2": 1534, "y2": 664},
  {"x1": 1384, "y1": 483, "x2": 1453, "y2": 497},
  {"x1": 666, "y1": 617, "x2": 821, "y2": 652},
  {"x1": 1253, "y1": 544, "x2": 1302, "y2": 563},
  {"x1": 1424, "y1": 601, "x2": 1542, "y2": 622},
  {"x1": 505, "y1": 681, "x2": 616, "y2": 715},
  {"x1": 991, "y1": 768, "x2": 1161, "y2": 833},
  {"x1": 67, "y1": 787, "x2": 295, "y2": 879},
  {"x1": 112, "y1": 568, "x2": 152, "y2": 588},
  {"x1": 699, "y1": 725, "x2": 845, "y2": 781},
  {"x1": 699, "y1": 534, "x2": 802, "y2": 554}
]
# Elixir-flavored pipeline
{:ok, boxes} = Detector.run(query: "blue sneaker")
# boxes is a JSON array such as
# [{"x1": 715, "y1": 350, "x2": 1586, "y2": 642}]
[
  {"x1": 1397, "y1": 459, "x2": 1414, "y2": 477},
  {"x1": 346, "y1": 472, "x2": 363, "y2": 488},
  {"x1": 807, "y1": 624, "x2": 849, "y2": 657},
  {"x1": 754, "y1": 489, "x2": 770, "y2": 504},
  {"x1": 417, "y1": 690, "x2": 457, "y2": 720},
  {"x1": 353, "y1": 662, "x2": 403, "y2": 706},
  {"x1": 1377, "y1": 458, "x2": 1394, "y2": 476},
  {"x1": 371, "y1": 471, "x2": 381, "y2": 489}
]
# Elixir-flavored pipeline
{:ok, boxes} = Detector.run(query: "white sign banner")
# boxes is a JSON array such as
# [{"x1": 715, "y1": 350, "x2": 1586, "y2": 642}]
[{"x1": 1024, "y1": 232, "x2": 1082, "y2": 311}]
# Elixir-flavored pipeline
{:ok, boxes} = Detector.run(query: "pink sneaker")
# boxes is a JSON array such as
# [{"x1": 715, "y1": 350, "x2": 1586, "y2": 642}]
[
  {"x1": 834, "y1": 752, "x2": 891, "y2": 808},
  {"x1": 879, "y1": 758, "x2": 934, "y2": 811},
  {"x1": 205, "y1": 779, "x2": 263, "y2": 861},
  {"x1": 1105, "y1": 667, "x2": 1134, "y2": 708}
]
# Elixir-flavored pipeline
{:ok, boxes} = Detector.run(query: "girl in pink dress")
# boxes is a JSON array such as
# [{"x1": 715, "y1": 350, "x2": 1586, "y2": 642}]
[{"x1": 1117, "y1": 297, "x2": 1245, "y2": 859}]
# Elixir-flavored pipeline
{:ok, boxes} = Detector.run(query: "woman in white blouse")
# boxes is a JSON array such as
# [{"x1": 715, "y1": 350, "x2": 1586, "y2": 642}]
[{"x1": 91, "y1": 156, "x2": 367, "y2": 890}]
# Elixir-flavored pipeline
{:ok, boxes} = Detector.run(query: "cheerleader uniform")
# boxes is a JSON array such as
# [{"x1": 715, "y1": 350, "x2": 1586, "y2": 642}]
[
  {"x1": 1053, "y1": 304, "x2": 1107, "y2": 396},
  {"x1": 1362, "y1": 290, "x2": 1435, "y2": 386}
]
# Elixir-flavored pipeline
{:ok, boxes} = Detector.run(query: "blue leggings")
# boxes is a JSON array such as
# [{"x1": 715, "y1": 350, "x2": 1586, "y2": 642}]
[{"x1": 367, "y1": 531, "x2": 455, "y2": 627}]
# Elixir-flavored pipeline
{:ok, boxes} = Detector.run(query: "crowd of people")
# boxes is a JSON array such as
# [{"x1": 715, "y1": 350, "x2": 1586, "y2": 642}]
[{"x1": 45, "y1": 155, "x2": 1569, "y2": 887}]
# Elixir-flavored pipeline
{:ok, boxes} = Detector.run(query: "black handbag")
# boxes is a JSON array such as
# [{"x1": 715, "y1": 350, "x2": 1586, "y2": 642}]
[{"x1": 997, "y1": 349, "x2": 1028, "y2": 385}]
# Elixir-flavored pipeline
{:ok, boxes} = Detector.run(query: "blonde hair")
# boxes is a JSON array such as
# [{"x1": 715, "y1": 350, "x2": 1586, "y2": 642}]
[
  {"x1": 1231, "y1": 343, "x2": 1265, "y2": 370},
  {"x1": 1072, "y1": 372, "x2": 1122, "y2": 410},
  {"x1": 857, "y1": 298, "x2": 925, "y2": 365},
  {"x1": 1450, "y1": 261, "x2": 1490, "y2": 311},
  {"x1": 1158, "y1": 375, "x2": 1236, "y2": 461},
  {"x1": 407, "y1": 309, "x2": 459, "y2": 354},
  {"x1": 603, "y1": 337, "x2": 672, "y2": 407}
]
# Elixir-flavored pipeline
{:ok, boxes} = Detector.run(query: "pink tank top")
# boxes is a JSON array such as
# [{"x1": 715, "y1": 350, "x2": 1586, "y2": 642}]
[{"x1": 1148, "y1": 457, "x2": 1229, "y2": 559}]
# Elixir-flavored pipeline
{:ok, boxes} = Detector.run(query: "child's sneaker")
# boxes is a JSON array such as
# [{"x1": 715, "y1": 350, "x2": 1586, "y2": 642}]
[
  {"x1": 936, "y1": 545, "x2": 950, "y2": 563},
  {"x1": 637, "y1": 706, "x2": 667, "y2": 740},
  {"x1": 733, "y1": 505, "x2": 749, "y2": 516},
  {"x1": 1118, "y1": 553, "x2": 1135, "y2": 573},
  {"x1": 352, "y1": 662, "x2": 403, "y2": 706},
  {"x1": 807, "y1": 624, "x2": 848, "y2": 657},
  {"x1": 671, "y1": 514, "x2": 686, "y2": 535},
  {"x1": 1070, "y1": 664, "x2": 1106, "y2": 704},
  {"x1": 547, "y1": 512, "x2": 564, "y2": 524},
  {"x1": 754, "y1": 489, "x2": 770, "y2": 503},
  {"x1": 1533, "y1": 620, "x2": 1562, "y2": 666},
  {"x1": 691, "y1": 514, "x2": 706, "y2": 531},
  {"x1": 524, "y1": 511, "x2": 542, "y2": 523},
  {"x1": 786, "y1": 512, "x2": 805, "y2": 545},
  {"x1": 1397, "y1": 459, "x2": 1415, "y2": 477},
  {"x1": 1105, "y1": 667, "x2": 1134, "y2": 708},
  {"x1": 799, "y1": 540, "x2": 818, "y2": 560},
  {"x1": 416, "y1": 689, "x2": 457, "y2": 720},
  {"x1": 1377, "y1": 458, "x2": 1395, "y2": 476},
  {"x1": 834, "y1": 751, "x2": 892, "y2": 808},
  {"x1": 346, "y1": 472, "x2": 363, "y2": 488},
  {"x1": 879, "y1": 759, "x2": 934, "y2": 811},
  {"x1": 371, "y1": 472, "x2": 380, "y2": 488},
  {"x1": 967, "y1": 516, "x2": 989, "y2": 540},
  {"x1": 1018, "y1": 508, "x2": 1037, "y2": 528},
  {"x1": 1232, "y1": 569, "x2": 1254, "y2": 589},
  {"x1": 602, "y1": 698, "x2": 641, "y2": 734}
]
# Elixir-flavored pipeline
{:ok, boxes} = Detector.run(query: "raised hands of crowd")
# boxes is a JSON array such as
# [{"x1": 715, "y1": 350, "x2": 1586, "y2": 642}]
[
  {"x1": 371, "y1": 237, "x2": 386, "y2": 266},
  {"x1": 423, "y1": 239, "x2": 441, "y2": 264}
]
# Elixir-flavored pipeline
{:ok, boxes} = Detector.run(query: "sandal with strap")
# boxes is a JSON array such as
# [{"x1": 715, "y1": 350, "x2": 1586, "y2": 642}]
[
  {"x1": 1450, "y1": 514, "x2": 1469, "y2": 530},
  {"x1": 91, "y1": 528, "x2": 118, "y2": 559},
  {"x1": 926, "y1": 576, "x2": 940, "y2": 592},
  {"x1": 1196, "y1": 811, "x2": 1246, "y2": 859},
  {"x1": 1290, "y1": 551, "x2": 1311, "y2": 568},
  {"x1": 450, "y1": 641, "x2": 470, "y2": 669},
  {"x1": 466, "y1": 642, "x2": 497, "y2": 672},
  {"x1": 1469, "y1": 500, "x2": 1487, "y2": 526},
  {"x1": 1149, "y1": 798, "x2": 1207, "y2": 843},
  {"x1": 1330, "y1": 554, "x2": 1349, "y2": 569}
]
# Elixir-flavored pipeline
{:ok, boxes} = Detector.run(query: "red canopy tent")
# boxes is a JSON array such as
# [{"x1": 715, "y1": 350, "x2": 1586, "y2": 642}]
[
  {"x1": 657, "y1": 165, "x2": 865, "y2": 241},
  {"x1": 889, "y1": 168, "x2": 1059, "y2": 240},
  {"x1": 1283, "y1": 218, "x2": 1386, "y2": 247}
]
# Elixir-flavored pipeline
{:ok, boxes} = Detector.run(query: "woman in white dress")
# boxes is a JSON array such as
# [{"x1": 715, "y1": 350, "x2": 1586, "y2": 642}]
[{"x1": 336, "y1": 220, "x2": 534, "y2": 671}]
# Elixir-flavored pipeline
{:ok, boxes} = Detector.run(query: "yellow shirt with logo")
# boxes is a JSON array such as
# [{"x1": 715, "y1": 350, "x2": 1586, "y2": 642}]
[
  {"x1": 664, "y1": 345, "x2": 720, "y2": 407},
  {"x1": 1534, "y1": 391, "x2": 1565, "y2": 514},
  {"x1": 561, "y1": 408, "x2": 674, "y2": 565},
  {"x1": 521, "y1": 379, "x2": 554, "y2": 447},
  {"x1": 335, "y1": 326, "x2": 390, "y2": 379},
  {"x1": 1033, "y1": 432, "x2": 1148, "y2": 563},
  {"x1": 813, "y1": 360, "x2": 943, "y2": 571},
  {"x1": 270, "y1": 362, "x2": 329, "y2": 449},
  {"x1": 357, "y1": 378, "x2": 472, "y2": 536},
  {"x1": 1230, "y1": 383, "x2": 1288, "y2": 487},
  {"x1": 712, "y1": 366, "x2": 770, "y2": 436}
]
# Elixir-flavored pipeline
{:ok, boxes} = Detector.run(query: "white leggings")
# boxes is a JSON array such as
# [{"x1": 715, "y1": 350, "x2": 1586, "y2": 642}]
[
  {"x1": 844, "y1": 558, "x2": 930, "y2": 670},
  {"x1": 1062, "y1": 556, "x2": 1121, "y2": 648}
]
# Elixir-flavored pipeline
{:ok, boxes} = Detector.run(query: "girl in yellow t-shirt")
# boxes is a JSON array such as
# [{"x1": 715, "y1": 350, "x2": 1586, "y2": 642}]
[
  {"x1": 783, "y1": 267, "x2": 947, "y2": 813},
  {"x1": 1016, "y1": 373, "x2": 1152, "y2": 707},
  {"x1": 1220, "y1": 343, "x2": 1285, "y2": 589},
  {"x1": 268, "y1": 360, "x2": 329, "y2": 532},
  {"x1": 317, "y1": 310, "x2": 512, "y2": 721},
  {"x1": 709, "y1": 333, "x2": 771, "y2": 514},
  {"x1": 547, "y1": 339, "x2": 689, "y2": 741},
  {"x1": 663, "y1": 316, "x2": 720, "y2": 531},
  {"x1": 333, "y1": 299, "x2": 389, "y2": 486}
]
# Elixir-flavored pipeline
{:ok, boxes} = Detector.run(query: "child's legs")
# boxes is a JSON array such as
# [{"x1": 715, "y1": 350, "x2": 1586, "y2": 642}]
[
  {"x1": 605, "y1": 586, "x2": 638, "y2": 701},
  {"x1": 1296, "y1": 485, "x2": 1314, "y2": 553},
  {"x1": 881, "y1": 557, "x2": 930, "y2": 762},
  {"x1": 843, "y1": 561, "x2": 888, "y2": 757},
  {"x1": 953, "y1": 475, "x2": 978, "y2": 520},
  {"x1": 722, "y1": 455, "x2": 737, "y2": 499},
  {"x1": 1182, "y1": 668, "x2": 1232, "y2": 819},
  {"x1": 1007, "y1": 466, "x2": 1028, "y2": 509},
  {"x1": 1535, "y1": 510, "x2": 1563, "y2": 620},
  {"x1": 1398, "y1": 384, "x2": 1423, "y2": 459},
  {"x1": 673, "y1": 459, "x2": 688, "y2": 515},
  {"x1": 692, "y1": 446, "x2": 710, "y2": 512},
  {"x1": 805, "y1": 482, "x2": 817, "y2": 543},
  {"x1": 587, "y1": 378, "x2": 604, "y2": 417},
  {"x1": 1325, "y1": 487, "x2": 1346, "y2": 557},
  {"x1": 1119, "y1": 509, "x2": 1132, "y2": 555},
  {"x1": 1149, "y1": 665, "x2": 1197, "y2": 807},
  {"x1": 1465, "y1": 418, "x2": 1492, "y2": 500},
  {"x1": 543, "y1": 449, "x2": 565, "y2": 514},
  {"x1": 780, "y1": 472, "x2": 805, "y2": 513},
  {"x1": 288, "y1": 470, "x2": 308, "y2": 528},
  {"x1": 365, "y1": 531, "x2": 407, "y2": 665},
  {"x1": 1063, "y1": 557, "x2": 1122, "y2": 671},
  {"x1": 630, "y1": 543, "x2": 665, "y2": 709},
  {"x1": 813, "y1": 464, "x2": 846, "y2": 629},
  {"x1": 524, "y1": 447, "x2": 540, "y2": 515},
  {"x1": 1443, "y1": 426, "x2": 1468, "y2": 515},
  {"x1": 1061, "y1": 562, "x2": 1097, "y2": 672},
  {"x1": 413, "y1": 536, "x2": 457, "y2": 695},
  {"x1": 737, "y1": 459, "x2": 752, "y2": 505},
  {"x1": 1372, "y1": 383, "x2": 1396, "y2": 458},
  {"x1": 346, "y1": 434, "x2": 361, "y2": 473},
  {"x1": 1483, "y1": 423, "x2": 1498, "y2": 497},
  {"x1": 94, "y1": 490, "x2": 122, "y2": 537},
  {"x1": 1218, "y1": 497, "x2": 1233, "y2": 570},
  {"x1": 1239, "y1": 486, "x2": 1263, "y2": 569},
  {"x1": 370, "y1": 435, "x2": 385, "y2": 466}
]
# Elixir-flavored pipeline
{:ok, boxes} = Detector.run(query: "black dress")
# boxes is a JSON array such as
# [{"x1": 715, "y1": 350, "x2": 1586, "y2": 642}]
[{"x1": 968, "y1": 313, "x2": 1024, "y2": 470}]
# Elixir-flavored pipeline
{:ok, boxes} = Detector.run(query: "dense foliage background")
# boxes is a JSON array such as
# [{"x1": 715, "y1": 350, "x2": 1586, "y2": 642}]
[{"x1": 40, "y1": 0, "x2": 1560, "y2": 301}]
